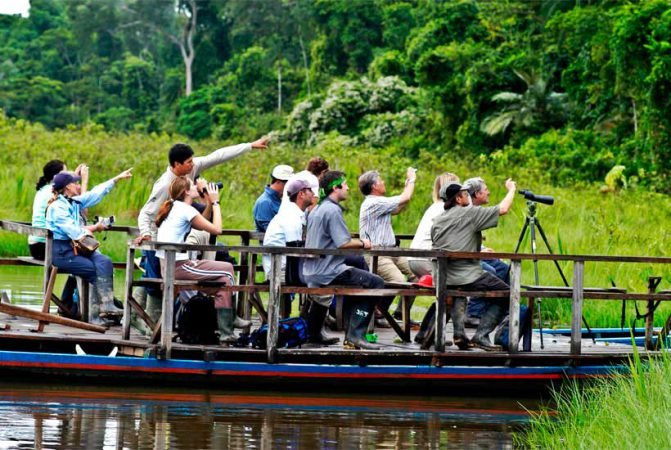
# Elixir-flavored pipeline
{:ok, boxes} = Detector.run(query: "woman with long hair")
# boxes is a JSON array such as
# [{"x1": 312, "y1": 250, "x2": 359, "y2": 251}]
[
  {"x1": 29, "y1": 160, "x2": 89, "y2": 259},
  {"x1": 155, "y1": 176, "x2": 242, "y2": 343},
  {"x1": 46, "y1": 168, "x2": 132, "y2": 325}
]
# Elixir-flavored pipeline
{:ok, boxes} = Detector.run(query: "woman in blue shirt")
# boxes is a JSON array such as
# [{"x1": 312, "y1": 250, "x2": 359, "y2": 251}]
[{"x1": 46, "y1": 168, "x2": 132, "y2": 325}]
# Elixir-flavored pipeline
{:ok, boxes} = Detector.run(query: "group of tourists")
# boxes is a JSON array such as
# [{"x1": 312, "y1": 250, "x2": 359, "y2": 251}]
[{"x1": 30, "y1": 136, "x2": 518, "y2": 351}]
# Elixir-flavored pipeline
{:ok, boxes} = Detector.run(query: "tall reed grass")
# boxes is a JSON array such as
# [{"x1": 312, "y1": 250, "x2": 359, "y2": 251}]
[
  {"x1": 2, "y1": 114, "x2": 671, "y2": 327},
  {"x1": 516, "y1": 348, "x2": 671, "y2": 448}
]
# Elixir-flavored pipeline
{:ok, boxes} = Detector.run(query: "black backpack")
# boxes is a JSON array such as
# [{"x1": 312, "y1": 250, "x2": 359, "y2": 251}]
[{"x1": 174, "y1": 292, "x2": 220, "y2": 345}]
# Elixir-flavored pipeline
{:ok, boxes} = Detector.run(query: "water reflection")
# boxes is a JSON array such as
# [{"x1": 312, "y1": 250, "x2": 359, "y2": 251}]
[{"x1": 0, "y1": 384, "x2": 539, "y2": 449}]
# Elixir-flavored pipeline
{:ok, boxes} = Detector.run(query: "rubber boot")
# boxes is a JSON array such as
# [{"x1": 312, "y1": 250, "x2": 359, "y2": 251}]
[
  {"x1": 471, "y1": 303, "x2": 504, "y2": 352},
  {"x1": 344, "y1": 299, "x2": 380, "y2": 350},
  {"x1": 130, "y1": 286, "x2": 151, "y2": 336},
  {"x1": 307, "y1": 303, "x2": 340, "y2": 345},
  {"x1": 217, "y1": 308, "x2": 237, "y2": 344},
  {"x1": 146, "y1": 292, "x2": 163, "y2": 324},
  {"x1": 231, "y1": 295, "x2": 251, "y2": 329},
  {"x1": 96, "y1": 277, "x2": 123, "y2": 319},
  {"x1": 451, "y1": 297, "x2": 472, "y2": 350},
  {"x1": 88, "y1": 289, "x2": 106, "y2": 326},
  {"x1": 414, "y1": 303, "x2": 435, "y2": 344}
]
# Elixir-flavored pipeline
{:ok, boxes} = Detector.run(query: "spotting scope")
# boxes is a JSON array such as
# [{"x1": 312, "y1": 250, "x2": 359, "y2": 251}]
[{"x1": 519, "y1": 189, "x2": 554, "y2": 205}]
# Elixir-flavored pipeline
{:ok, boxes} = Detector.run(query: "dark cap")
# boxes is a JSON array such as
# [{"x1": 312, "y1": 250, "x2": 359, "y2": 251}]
[
  {"x1": 53, "y1": 172, "x2": 81, "y2": 190},
  {"x1": 286, "y1": 178, "x2": 313, "y2": 197},
  {"x1": 439, "y1": 182, "x2": 468, "y2": 202}
]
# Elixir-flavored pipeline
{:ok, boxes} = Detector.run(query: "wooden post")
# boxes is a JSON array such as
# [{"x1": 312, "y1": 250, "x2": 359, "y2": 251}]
[
  {"x1": 37, "y1": 266, "x2": 58, "y2": 332},
  {"x1": 159, "y1": 250, "x2": 175, "y2": 359},
  {"x1": 122, "y1": 245, "x2": 135, "y2": 340},
  {"x1": 434, "y1": 257, "x2": 448, "y2": 352},
  {"x1": 645, "y1": 277, "x2": 661, "y2": 350},
  {"x1": 240, "y1": 234, "x2": 251, "y2": 321},
  {"x1": 571, "y1": 260, "x2": 584, "y2": 355},
  {"x1": 508, "y1": 259, "x2": 522, "y2": 353},
  {"x1": 267, "y1": 253, "x2": 282, "y2": 363},
  {"x1": 43, "y1": 232, "x2": 53, "y2": 292}
]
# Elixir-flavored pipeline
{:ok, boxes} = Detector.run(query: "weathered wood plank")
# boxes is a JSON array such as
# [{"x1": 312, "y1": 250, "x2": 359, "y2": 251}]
[
  {"x1": 509, "y1": 260, "x2": 521, "y2": 354},
  {"x1": 159, "y1": 250, "x2": 176, "y2": 359},
  {"x1": 0, "y1": 302, "x2": 106, "y2": 333},
  {"x1": 571, "y1": 261, "x2": 585, "y2": 355},
  {"x1": 267, "y1": 253, "x2": 282, "y2": 363},
  {"x1": 122, "y1": 246, "x2": 135, "y2": 340},
  {"x1": 435, "y1": 257, "x2": 447, "y2": 353}
]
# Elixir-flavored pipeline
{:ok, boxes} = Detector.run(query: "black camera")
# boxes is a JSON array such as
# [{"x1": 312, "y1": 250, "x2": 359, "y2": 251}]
[
  {"x1": 212, "y1": 182, "x2": 224, "y2": 189},
  {"x1": 95, "y1": 215, "x2": 115, "y2": 228},
  {"x1": 519, "y1": 189, "x2": 554, "y2": 205}
]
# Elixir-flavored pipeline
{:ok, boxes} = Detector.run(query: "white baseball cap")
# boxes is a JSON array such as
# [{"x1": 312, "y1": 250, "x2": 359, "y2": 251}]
[{"x1": 271, "y1": 164, "x2": 294, "y2": 181}]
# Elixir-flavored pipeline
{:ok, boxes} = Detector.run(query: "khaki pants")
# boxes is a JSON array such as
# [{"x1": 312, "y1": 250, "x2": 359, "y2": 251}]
[{"x1": 365, "y1": 255, "x2": 416, "y2": 283}]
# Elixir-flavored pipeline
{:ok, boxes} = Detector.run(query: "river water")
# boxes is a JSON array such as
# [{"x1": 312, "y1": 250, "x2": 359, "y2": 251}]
[{"x1": 0, "y1": 266, "x2": 545, "y2": 449}]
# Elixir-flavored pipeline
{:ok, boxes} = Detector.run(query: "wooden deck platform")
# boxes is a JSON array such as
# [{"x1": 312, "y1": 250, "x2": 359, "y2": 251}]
[{"x1": 0, "y1": 311, "x2": 645, "y2": 393}]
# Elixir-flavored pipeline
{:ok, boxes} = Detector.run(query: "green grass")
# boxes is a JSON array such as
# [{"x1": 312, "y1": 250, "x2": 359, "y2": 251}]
[
  {"x1": 3, "y1": 115, "x2": 671, "y2": 328},
  {"x1": 516, "y1": 349, "x2": 671, "y2": 448}
]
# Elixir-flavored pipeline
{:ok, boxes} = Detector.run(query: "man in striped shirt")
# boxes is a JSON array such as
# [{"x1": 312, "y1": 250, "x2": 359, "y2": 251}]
[{"x1": 358, "y1": 167, "x2": 418, "y2": 324}]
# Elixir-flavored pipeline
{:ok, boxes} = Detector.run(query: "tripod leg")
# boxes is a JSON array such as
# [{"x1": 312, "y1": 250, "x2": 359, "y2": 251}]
[
  {"x1": 535, "y1": 220, "x2": 569, "y2": 286},
  {"x1": 529, "y1": 219, "x2": 544, "y2": 350},
  {"x1": 536, "y1": 218, "x2": 596, "y2": 343}
]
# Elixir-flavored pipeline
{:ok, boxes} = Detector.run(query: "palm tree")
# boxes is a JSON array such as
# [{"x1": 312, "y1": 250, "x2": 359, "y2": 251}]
[{"x1": 480, "y1": 69, "x2": 569, "y2": 136}]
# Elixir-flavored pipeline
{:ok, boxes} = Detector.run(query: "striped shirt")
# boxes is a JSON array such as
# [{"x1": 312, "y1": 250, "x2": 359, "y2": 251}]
[{"x1": 359, "y1": 195, "x2": 401, "y2": 247}]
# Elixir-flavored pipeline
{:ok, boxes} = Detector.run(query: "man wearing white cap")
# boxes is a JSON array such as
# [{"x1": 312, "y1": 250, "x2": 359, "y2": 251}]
[{"x1": 253, "y1": 164, "x2": 294, "y2": 232}]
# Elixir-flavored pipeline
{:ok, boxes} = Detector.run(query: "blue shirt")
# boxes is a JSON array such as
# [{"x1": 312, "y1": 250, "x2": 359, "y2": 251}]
[
  {"x1": 253, "y1": 186, "x2": 281, "y2": 232},
  {"x1": 46, "y1": 180, "x2": 115, "y2": 240}
]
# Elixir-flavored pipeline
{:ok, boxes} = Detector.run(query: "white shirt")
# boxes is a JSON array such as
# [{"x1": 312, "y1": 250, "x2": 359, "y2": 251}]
[
  {"x1": 409, "y1": 202, "x2": 444, "y2": 260},
  {"x1": 156, "y1": 201, "x2": 198, "y2": 261},
  {"x1": 262, "y1": 201, "x2": 306, "y2": 274}
]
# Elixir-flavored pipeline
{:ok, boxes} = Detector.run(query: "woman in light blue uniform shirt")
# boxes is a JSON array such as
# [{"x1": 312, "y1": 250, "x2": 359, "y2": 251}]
[{"x1": 46, "y1": 168, "x2": 132, "y2": 324}]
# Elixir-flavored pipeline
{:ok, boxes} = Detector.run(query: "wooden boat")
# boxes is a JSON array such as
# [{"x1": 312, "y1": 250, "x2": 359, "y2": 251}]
[{"x1": 0, "y1": 219, "x2": 669, "y2": 394}]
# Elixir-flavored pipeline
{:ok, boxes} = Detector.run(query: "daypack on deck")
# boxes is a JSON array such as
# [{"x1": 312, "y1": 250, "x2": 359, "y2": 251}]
[
  {"x1": 248, "y1": 317, "x2": 309, "y2": 349},
  {"x1": 174, "y1": 292, "x2": 219, "y2": 345}
]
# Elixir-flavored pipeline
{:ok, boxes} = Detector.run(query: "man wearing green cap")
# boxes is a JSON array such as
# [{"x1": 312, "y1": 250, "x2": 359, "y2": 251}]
[{"x1": 303, "y1": 170, "x2": 385, "y2": 350}]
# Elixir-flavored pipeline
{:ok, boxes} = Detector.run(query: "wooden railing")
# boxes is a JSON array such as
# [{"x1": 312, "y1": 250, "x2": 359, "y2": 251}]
[
  {"x1": 4, "y1": 220, "x2": 671, "y2": 363},
  {"x1": 128, "y1": 240, "x2": 671, "y2": 361}
]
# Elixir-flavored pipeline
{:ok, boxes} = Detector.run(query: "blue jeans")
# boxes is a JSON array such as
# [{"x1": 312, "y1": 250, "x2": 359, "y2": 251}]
[
  {"x1": 467, "y1": 259, "x2": 510, "y2": 319},
  {"x1": 141, "y1": 249, "x2": 163, "y2": 296},
  {"x1": 52, "y1": 239, "x2": 113, "y2": 284}
]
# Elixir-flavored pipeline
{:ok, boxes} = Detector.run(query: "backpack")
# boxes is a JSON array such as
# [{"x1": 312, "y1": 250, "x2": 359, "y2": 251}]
[
  {"x1": 174, "y1": 292, "x2": 220, "y2": 345},
  {"x1": 248, "y1": 317, "x2": 309, "y2": 349}
]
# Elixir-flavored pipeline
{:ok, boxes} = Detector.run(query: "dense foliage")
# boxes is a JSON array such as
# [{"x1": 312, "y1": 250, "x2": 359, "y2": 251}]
[{"x1": 2, "y1": 0, "x2": 671, "y2": 191}]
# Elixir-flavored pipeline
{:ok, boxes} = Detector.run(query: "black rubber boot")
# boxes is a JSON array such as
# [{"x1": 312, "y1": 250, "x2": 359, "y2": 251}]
[
  {"x1": 471, "y1": 303, "x2": 505, "y2": 351},
  {"x1": 414, "y1": 303, "x2": 435, "y2": 344},
  {"x1": 451, "y1": 298, "x2": 472, "y2": 350},
  {"x1": 344, "y1": 299, "x2": 380, "y2": 350},
  {"x1": 307, "y1": 303, "x2": 340, "y2": 345}
]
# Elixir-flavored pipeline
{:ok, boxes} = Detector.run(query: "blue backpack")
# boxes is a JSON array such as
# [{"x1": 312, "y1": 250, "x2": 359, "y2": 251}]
[{"x1": 248, "y1": 317, "x2": 309, "y2": 349}]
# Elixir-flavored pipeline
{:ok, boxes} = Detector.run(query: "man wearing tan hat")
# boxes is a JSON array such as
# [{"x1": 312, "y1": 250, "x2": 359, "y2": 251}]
[{"x1": 253, "y1": 164, "x2": 294, "y2": 232}]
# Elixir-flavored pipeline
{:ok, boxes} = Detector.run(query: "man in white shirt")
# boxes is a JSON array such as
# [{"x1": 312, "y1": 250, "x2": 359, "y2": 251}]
[{"x1": 263, "y1": 176, "x2": 339, "y2": 345}]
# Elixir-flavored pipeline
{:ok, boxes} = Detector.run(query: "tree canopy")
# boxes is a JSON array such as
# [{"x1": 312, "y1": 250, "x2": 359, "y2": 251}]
[{"x1": 2, "y1": 0, "x2": 671, "y2": 190}]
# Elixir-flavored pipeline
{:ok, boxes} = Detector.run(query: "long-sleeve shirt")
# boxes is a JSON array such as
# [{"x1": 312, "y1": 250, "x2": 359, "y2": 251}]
[
  {"x1": 46, "y1": 180, "x2": 116, "y2": 240},
  {"x1": 29, "y1": 184, "x2": 54, "y2": 245},
  {"x1": 137, "y1": 142, "x2": 252, "y2": 239}
]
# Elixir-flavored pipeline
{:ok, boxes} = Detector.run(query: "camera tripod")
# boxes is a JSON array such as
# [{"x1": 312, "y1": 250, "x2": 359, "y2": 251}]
[{"x1": 512, "y1": 200, "x2": 594, "y2": 351}]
